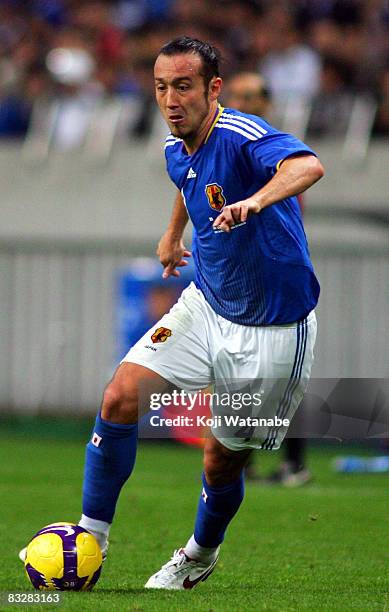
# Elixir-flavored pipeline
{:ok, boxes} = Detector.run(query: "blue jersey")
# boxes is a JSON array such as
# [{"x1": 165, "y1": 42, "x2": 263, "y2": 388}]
[{"x1": 164, "y1": 105, "x2": 320, "y2": 326}]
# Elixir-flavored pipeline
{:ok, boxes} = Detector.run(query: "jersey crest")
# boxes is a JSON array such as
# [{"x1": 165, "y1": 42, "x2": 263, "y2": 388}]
[
  {"x1": 151, "y1": 327, "x2": 172, "y2": 344},
  {"x1": 205, "y1": 183, "x2": 226, "y2": 211}
]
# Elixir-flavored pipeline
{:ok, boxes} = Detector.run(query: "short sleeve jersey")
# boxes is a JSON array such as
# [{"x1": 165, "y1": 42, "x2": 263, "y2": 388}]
[{"x1": 164, "y1": 105, "x2": 320, "y2": 326}]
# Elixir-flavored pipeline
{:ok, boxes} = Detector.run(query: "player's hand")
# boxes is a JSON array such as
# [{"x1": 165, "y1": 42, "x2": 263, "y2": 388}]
[
  {"x1": 213, "y1": 197, "x2": 262, "y2": 233},
  {"x1": 157, "y1": 232, "x2": 191, "y2": 279}
]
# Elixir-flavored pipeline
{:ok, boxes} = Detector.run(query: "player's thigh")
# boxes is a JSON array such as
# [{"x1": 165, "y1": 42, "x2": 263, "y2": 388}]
[
  {"x1": 122, "y1": 283, "x2": 213, "y2": 392},
  {"x1": 213, "y1": 311, "x2": 317, "y2": 451},
  {"x1": 259, "y1": 311, "x2": 317, "y2": 450}
]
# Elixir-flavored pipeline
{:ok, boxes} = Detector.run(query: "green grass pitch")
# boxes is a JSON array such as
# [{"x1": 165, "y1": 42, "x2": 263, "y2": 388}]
[{"x1": 0, "y1": 429, "x2": 388, "y2": 611}]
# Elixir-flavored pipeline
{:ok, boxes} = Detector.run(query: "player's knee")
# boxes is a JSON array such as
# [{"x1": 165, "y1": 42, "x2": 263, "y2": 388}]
[
  {"x1": 203, "y1": 460, "x2": 223, "y2": 487},
  {"x1": 101, "y1": 382, "x2": 138, "y2": 424},
  {"x1": 203, "y1": 447, "x2": 234, "y2": 486},
  {"x1": 203, "y1": 443, "x2": 250, "y2": 486}
]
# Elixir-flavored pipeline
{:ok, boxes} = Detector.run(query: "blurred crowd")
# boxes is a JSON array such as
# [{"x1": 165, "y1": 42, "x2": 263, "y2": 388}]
[{"x1": 0, "y1": 0, "x2": 389, "y2": 145}]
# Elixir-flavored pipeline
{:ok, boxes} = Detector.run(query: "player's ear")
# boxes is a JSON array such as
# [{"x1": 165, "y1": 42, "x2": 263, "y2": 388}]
[{"x1": 208, "y1": 77, "x2": 222, "y2": 101}]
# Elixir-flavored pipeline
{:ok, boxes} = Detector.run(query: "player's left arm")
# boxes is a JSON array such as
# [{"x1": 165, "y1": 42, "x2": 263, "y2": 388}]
[{"x1": 213, "y1": 154, "x2": 324, "y2": 233}]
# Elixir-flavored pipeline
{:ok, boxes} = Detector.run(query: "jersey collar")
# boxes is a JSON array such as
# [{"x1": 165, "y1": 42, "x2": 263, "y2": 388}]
[{"x1": 204, "y1": 103, "x2": 224, "y2": 144}]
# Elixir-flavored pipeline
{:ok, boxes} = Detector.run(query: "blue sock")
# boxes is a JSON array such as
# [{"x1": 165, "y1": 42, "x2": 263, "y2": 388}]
[
  {"x1": 194, "y1": 472, "x2": 245, "y2": 548},
  {"x1": 82, "y1": 413, "x2": 138, "y2": 523}
]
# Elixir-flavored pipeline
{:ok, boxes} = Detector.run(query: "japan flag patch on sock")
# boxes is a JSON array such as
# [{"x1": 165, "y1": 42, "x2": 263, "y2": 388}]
[{"x1": 92, "y1": 432, "x2": 102, "y2": 447}]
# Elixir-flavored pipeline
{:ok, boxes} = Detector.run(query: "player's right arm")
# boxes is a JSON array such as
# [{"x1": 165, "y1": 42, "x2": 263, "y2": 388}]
[{"x1": 157, "y1": 190, "x2": 191, "y2": 279}]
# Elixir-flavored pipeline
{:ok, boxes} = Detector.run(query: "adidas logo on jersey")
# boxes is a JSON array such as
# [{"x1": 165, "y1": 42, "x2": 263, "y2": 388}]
[{"x1": 187, "y1": 167, "x2": 197, "y2": 179}]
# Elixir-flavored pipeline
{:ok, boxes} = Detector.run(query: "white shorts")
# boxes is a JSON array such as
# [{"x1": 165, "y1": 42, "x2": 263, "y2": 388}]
[{"x1": 122, "y1": 282, "x2": 317, "y2": 452}]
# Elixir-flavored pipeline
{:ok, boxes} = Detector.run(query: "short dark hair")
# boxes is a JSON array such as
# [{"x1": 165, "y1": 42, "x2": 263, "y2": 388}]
[{"x1": 158, "y1": 36, "x2": 221, "y2": 88}]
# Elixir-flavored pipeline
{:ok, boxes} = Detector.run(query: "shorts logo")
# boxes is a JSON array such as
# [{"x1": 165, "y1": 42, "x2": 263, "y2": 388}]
[
  {"x1": 205, "y1": 183, "x2": 226, "y2": 211},
  {"x1": 151, "y1": 327, "x2": 172, "y2": 344}
]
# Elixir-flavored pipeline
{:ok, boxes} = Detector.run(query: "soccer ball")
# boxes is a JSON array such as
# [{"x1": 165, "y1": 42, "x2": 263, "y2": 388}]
[{"x1": 24, "y1": 522, "x2": 102, "y2": 591}]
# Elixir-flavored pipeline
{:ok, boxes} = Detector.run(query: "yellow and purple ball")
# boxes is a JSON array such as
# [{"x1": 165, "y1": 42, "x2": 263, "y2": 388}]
[{"x1": 24, "y1": 522, "x2": 102, "y2": 591}]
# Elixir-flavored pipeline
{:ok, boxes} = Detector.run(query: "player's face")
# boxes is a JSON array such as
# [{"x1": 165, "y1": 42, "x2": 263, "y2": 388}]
[{"x1": 154, "y1": 53, "x2": 221, "y2": 142}]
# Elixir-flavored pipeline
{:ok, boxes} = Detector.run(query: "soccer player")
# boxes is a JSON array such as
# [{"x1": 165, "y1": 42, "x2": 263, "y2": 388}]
[
  {"x1": 21, "y1": 36, "x2": 324, "y2": 589},
  {"x1": 85, "y1": 36, "x2": 323, "y2": 589}
]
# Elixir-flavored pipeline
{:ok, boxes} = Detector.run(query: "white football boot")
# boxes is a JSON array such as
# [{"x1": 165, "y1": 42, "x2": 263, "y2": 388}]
[{"x1": 145, "y1": 548, "x2": 219, "y2": 590}]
